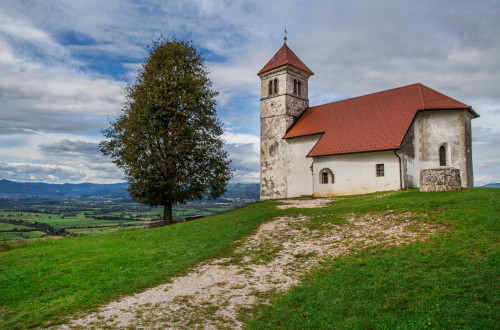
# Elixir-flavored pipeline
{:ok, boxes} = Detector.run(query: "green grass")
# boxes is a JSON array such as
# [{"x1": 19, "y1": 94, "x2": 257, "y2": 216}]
[
  {"x1": 0, "y1": 231, "x2": 46, "y2": 240},
  {"x1": 28, "y1": 216, "x2": 144, "y2": 228},
  {"x1": 246, "y1": 188, "x2": 499, "y2": 329},
  {"x1": 0, "y1": 232, "x2": 24, "y2": 240},
  {"x1": 0, "y1": 200, "x2": 284, "y2": 328},
  {"x1": 66, "y1": 226, "x2": 142, "y2": 235},
  {"x1": 0, "y1": 223, "x2": 32, "y2": 231},
  {"x1": 21, "y1": 231, "x2": 46, "y2": 239},
  {"x1": 0, "y1": 189, "x2": 498, "y2": 329}
]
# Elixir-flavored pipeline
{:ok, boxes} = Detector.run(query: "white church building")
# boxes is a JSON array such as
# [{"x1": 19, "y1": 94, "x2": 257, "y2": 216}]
[{"x1": 258, "y1": 42, "x2": 479, "y2": 199}]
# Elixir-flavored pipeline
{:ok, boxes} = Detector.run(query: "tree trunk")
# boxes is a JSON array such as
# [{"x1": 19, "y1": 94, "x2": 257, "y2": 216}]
[{"x1": 163, "y1": 202, "x2": 173, "y2": 225}]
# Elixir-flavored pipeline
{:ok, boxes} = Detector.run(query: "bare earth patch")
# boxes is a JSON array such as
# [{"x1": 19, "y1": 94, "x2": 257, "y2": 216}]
[
  {"x1": 62, "y1": 211, "x2": 445, "y2": 329},
  {"x1": 276, "y1": 198, "x2": 340, "y2": 209}
]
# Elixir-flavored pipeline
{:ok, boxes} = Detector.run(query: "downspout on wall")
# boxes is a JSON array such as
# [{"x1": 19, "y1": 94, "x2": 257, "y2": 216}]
[{"x1": 394, "y1": 150, "x2": 403, "y2": 190}]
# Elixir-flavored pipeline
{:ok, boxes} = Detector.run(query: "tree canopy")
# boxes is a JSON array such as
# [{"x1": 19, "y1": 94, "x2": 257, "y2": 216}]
[{"x1": 100, "y1": 36, "x2": 232, "y2": 224}]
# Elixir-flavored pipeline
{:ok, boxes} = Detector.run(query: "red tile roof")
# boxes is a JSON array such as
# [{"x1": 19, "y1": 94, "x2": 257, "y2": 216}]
[
  {"x1": 284, "y1": 83, "x2": 477, "y2": 157},
  {"x1": 258, "y1": 43, "x2": 314, "y2": 75}
]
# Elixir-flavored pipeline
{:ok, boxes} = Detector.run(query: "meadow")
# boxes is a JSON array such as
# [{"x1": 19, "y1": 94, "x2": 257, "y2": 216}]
[
  {"x1": 0, "y1": 198, "x2": 249, "y2": 240},
  {"x1": 0, "y1": 188, "x2": 498, "y2": 328}
]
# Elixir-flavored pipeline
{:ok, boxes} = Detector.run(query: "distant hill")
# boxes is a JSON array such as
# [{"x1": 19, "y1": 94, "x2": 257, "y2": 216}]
[
  {"x1": 0, "y1": 179, "x2": 129, "y2": 198},
  {"x1": 0, "y1": 179, "x2": 260, "y2": 199},
  {"x1": 222, "y1": 183, "x2": 260, "y2": 200},
  {"x1": 479, "y1": 183, "x2": 500, "y2": 188}
]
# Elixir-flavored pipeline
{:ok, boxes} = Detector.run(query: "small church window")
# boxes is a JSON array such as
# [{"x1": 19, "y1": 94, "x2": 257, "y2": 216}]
[
  {"x1": 439, "y1": 145, "x2": 446, "y2": 166},
  {"x1": 298, "y1": 81, "x2": 302, "y2": 96},
  {"x1": 376, "y1": 164, "x2": 384, "y2": 177},
  {"x1": 293, "y1": 79, "x2": 297, "y2": 94},
  {"x1": 268, "y1": 80, "x2": 273, "y2": 96},
  {"x1": 274, "y1": 78, "x2": 278, "y2": 94},
  {"x1": 320, "y1": 168, "x2": 334, "y2": 184},
  {"x1": 322, "y1": 172, "x2": 328, "y2": 184}
]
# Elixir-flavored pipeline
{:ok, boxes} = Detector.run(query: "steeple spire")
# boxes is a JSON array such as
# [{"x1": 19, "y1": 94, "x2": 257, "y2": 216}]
[
  {"x1": 257, "y1": 42, "x2": 314, "y2": 75},
  {"x1": 284, "y1": 28, "x2": 287, "y2": 44}
]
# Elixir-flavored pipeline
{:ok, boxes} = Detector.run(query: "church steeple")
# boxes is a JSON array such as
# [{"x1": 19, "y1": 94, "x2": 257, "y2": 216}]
[
  {"x1": 258, "y1": 43, "x2": 314, "y2": 76},
  {"x1": 258, "y1": 42, "x2": 314, "y2": 200}
]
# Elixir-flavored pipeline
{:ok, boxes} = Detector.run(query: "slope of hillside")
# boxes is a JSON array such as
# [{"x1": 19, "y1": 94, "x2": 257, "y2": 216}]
[{"x1": 0, "y1": 189, "x2": 498, "y2": 328}]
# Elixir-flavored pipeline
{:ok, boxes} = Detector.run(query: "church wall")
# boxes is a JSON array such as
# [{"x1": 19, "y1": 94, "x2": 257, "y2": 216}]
[
  {"x1": 312, "y1": 151, "x2": 400, "y2": 196},
  {"x1": 400, "y1": 122, "x2": 418, "y2": 188},
  {"x1": 259, "y1": 68, "x2": 290, "y2": 200},
  {"x1": 260, "y1": 112, "x2": 288, "y2": 199},
  {"x1": 259, "y1": 65, "x2": 311, "y2": 200},
  {"x1": 408, "y1": 110, "x2": 473, "y2": 188},
  {"x1": 285, "y1": 135, "x2": 321, "y2": 197}
]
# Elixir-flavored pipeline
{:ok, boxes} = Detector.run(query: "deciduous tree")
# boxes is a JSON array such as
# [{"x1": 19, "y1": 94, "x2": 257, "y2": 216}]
[{"x1": 100, "y1": 36, "x2": 232, "y2": 225}]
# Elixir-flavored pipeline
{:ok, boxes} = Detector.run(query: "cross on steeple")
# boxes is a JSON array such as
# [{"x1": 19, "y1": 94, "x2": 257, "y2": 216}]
[{"x1": 284, "y1": 28, "x2": 287, "y2": 44}]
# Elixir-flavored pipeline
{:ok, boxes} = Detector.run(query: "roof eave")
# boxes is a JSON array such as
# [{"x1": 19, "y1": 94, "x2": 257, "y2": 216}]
[
  {"x1": 306, "y1": 147, "x2": 401, "y2": 158},
  {"x1": 418, "y1": 106, "x2": 480, "y2": 118},
  {"x1": 258, "y1": 64, "x2": 315, "y2": 77}
]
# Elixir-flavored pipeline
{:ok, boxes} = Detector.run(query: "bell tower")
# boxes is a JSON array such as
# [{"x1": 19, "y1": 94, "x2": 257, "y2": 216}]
[{"x1": 257, "y1": 41, "x2": 314, "y2": 199}]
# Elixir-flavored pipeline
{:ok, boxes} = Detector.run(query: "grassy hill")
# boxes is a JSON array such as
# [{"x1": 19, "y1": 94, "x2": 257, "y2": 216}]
[{"x1": 0, "y1": 188, "x2": 498, "y2": 328}]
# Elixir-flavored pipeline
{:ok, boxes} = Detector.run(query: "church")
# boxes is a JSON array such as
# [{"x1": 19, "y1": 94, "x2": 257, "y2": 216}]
[{"x1": 258, "y1": 42, "x2": 479, "y2": 199}]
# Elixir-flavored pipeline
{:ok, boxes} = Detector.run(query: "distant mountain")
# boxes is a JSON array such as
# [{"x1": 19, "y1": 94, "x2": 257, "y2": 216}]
[
  {"x1": 479, "y1": 183, "x2": 500, "y2": 188},
  {"x1": 0, "y1": 179, "x2": 129, "y2": 198},
  {"x1": 0, "y1": 180, "x2": 260, "y2": 199},
  {"x1": 223, "y1": 183, "x2": 260, "y2": 200},
  {"x1": 225, "y1": 183, "x2": 260, "y2": 193}
]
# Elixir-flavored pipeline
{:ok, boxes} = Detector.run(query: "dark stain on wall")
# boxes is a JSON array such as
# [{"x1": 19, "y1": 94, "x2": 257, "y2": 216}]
[
  {"x1": 463, "y1": 113, "x2": 474, "y2": 187},
  {"x1": 400, "y1": 122, "x2": 416, "y2": 188},
  {"x1": 269, "y1": 141, "x2": 279, "y2": 157}
]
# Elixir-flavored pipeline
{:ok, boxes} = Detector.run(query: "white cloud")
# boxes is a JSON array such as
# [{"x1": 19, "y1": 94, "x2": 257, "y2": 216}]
[
  {"x1": 0, "y1": 162, "x2": 86, "y2": 183},
  {"x1": 224, "y1": 143, "x2": 260, "y2": 183},
  {"x1": 0, "y1": 0, "x2": 499, "y2": 186},
  {"x1": 222, "y1": 132, "x2": 259, "y2": 147}
]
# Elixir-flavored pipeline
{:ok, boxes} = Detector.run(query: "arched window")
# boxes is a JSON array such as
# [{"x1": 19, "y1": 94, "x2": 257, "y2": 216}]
[
  {"x1": 293, "y1": 79, "x2": 297, "y2": 94},
  {"x1": 439, "y1": 145, "x2": 446, "y2": 166},
  {"x1": 319, "y1": 168, "x2": 334, "y2": 184},
  {"x1": 274, "y1": 78, "x2": 278, "y2": 94},
  {"x1": 298, "y1": 81, "x2": 302, "y2": 96},
  {"x1": 321, "y1": 172, "x2": 328, "y2": 184},
  {"x1": 268, "y1": 80, "x2": 273, "y2": 96}
]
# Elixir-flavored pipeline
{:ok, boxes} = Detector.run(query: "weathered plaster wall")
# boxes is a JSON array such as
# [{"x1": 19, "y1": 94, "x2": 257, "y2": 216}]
[
  {"x1": 400, "y1": 122, "x2": 417, "y2": 188},
  {"x1": 259, "y1": 66, "x2": 312, "y2": 200},
  {"x1": 260, "y1": 111, "x2": 288, "y2": 199},
  {"x1": 463, "y1": 112, "x2": 474, "y2": 187},
  {"x1": 312, "y1": 151, "x2": 400, "y2": 196},
  {"x1": 285, "y1": 135, "x2": 321, "y2": 197},
  {"x1": 402, "y1": 110, "x2": 473, "y2": 188}
]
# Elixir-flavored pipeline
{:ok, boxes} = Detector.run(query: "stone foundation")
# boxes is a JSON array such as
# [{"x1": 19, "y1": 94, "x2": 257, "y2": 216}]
[
  {"x1": 420, "y1": 167, "x2": 461, "y2": 192},
  {"x1": 142, "y1": 220, "x2": 166, "y2": 229}
]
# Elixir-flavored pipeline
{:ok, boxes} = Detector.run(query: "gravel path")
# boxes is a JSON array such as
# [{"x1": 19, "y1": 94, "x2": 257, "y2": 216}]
[{"x1": 62, "y1": 200, "x2": 444, "y2": 329}]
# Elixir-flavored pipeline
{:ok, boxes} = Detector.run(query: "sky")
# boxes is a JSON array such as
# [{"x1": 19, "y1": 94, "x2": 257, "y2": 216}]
[{"x1": 0, "y1": 0, "x2": 499, "y2": 186}]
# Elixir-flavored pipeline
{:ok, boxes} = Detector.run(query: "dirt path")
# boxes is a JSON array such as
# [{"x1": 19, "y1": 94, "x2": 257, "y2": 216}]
[
  {"x1": 63, "y1": 200, "x2": 444, "y2": 329},
  {"x1": 276, "y1": 198, "x2": 340, "y2": 209}
]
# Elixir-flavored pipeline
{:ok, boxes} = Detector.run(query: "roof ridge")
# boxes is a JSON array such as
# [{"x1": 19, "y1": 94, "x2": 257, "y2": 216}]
[
  {"x1": 417, "y1": 83, "x2": 427, "y2": 109},
  {"x1": 284, "y1": 82, "x2": 477, "y2": 156},
  {"x1": 310, "y1": 83, "x2": 422, "y2": 109},
  {"x1": 418, "y1": 83, "x2": 469, "y2": 108}
]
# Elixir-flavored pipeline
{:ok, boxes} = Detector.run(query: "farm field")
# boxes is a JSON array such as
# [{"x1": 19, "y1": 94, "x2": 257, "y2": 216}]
[{"x1": 0, "y1": 197, "x2": 254, "y2": 241}]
